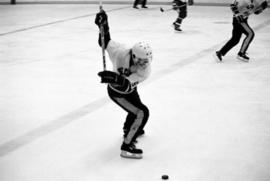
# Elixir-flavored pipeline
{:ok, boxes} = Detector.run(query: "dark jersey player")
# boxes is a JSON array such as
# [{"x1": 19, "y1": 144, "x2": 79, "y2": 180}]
[{"x1": 172, "y1": 0, "x2": 188, "y2": 32}]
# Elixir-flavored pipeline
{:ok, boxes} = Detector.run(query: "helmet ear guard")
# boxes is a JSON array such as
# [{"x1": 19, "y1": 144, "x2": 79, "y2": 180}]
[{"x1": 131, "y1": 42, "x2": 153, "y2": 64}]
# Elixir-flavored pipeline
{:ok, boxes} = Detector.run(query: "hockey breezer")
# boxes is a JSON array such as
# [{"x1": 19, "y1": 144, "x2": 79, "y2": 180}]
[{"x1": 95, "y1": 10, "x2": 152, "y2": 159}]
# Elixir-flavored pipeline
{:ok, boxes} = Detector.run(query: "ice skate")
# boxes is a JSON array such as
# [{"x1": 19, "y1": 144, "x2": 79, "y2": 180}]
[
  {"x1": 237, "y1": 52, "x2": 249, "y2": 62},
  {"x1": 214, "y1": 51, "x2": 223, "y2": 62},
  {"x1": 120, "y1": 142, "x2": 143, "y2": 159},
  {"x1": 174, "y1": 25, "x2": 182, "y2": 32}
]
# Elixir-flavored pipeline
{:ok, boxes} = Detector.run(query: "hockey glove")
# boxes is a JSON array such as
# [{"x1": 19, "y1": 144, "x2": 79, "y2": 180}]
[
  {"x1": 98, "y1": 71, "x2": 131, "y2": 92},
  {"x1": 261, "y1": 1, "x2": 268, "y2": 10},
  {"x1": 95, "y1": 10, "x2": 108, "y2": 31},
  {"x1": 95, "y1": 10, "x2": 111, "y2": 48},
  {"x1": 254, "y1": 8, "x2": 263, "y2": 14},
  {"x1": 230, "y1": 3, "x2": 239, "y2": 14},
  {"x1": 254, "y1": 1, "x2": 268, "y2": 14}
]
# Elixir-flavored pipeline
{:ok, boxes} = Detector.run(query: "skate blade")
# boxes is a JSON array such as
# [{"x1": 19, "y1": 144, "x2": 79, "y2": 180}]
[
  {"x1": 237, "y1": 56, "x2": 249, "y2": 62},
  {"x1": 213, "y1": 53, "x2": 222, "y2": 63},
  {"x1": 174, "y1": 29, "x2": 182, "y2": 33},
  {"x1": 120, "y1": 151, "x2": 143, "y2": 159}
]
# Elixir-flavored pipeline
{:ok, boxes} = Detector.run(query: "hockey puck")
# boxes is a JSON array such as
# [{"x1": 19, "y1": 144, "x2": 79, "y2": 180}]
[{"x1": 161, "y1": 175, "x2": 169, "y2": 180}]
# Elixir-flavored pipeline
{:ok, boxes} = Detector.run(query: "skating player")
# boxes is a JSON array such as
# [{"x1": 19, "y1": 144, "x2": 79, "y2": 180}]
[
  {"x1": 215, "y1": 0, "x2": 268, "y2": 62},
  {"x1": 172, "y1": 0, "x2": 187, "y2": 32},
  {"x1": 133, "y1": 0, "x2": 148, "y2": 9},
  {"x1": 95, "y1": 10, "x2": 152, "y2": 159}
]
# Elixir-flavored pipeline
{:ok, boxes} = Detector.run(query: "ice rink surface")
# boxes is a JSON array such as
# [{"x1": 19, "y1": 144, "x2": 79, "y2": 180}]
[{"x1": 0, "y1": 3, "x2": 270, "y2": 181}]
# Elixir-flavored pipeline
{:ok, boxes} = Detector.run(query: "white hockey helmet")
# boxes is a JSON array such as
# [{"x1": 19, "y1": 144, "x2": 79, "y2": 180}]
[{"x1": 131, "y1": 42, "x2": 153, "y2": 64}]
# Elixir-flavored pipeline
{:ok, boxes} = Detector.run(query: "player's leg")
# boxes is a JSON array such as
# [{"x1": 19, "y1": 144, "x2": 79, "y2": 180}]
[
  {"x1": 141, "y1": 0, "x2": 148, "y2": 8},
  {"x1": 174, "y1": 6, "x2": 187, "y2": 32},
  {"x1": 133, "y1": 0, "x2": 139, "y2": 9},
  {"x1": 123, "y1": 113, "x2": 136, "y2": 137},
  {"x1": 123, "y1": 89, "x2": 149, "y2": 139},
  {"x1": 112, "y1": 97, "x2": 145, "y2": 159},
  {"x1": 174, "y1": 17, "x2": 183, "y2": 32},
  {"x1": 215, "y1": 18, "x2": 242, "y2": 61},
  {"x1": 107, "y1": 87, "x2": 148, "y2": 158},
  {"x1": 237, "y1": 20, "x2": 254, "y2": 62}
]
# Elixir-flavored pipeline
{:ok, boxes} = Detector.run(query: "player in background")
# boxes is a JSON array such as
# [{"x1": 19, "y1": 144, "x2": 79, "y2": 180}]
[
  {"x1": 215, "y1": 0, "x2": 268, "y2": 62},
  {"x1": 172, "y1": 0, "x2": 188, "y2": 32},
  {"x1": 95, "y1": 10, "x2": 152, "y2": 159},
  {"x1": 133, "y1": 0, "x2": 148, "y2": 9}
]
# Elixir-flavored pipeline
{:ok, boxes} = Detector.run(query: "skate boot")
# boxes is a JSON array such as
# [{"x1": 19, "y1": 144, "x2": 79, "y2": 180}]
[
  {"x1": 120, "y1": 142, "x2": 143, "y2": 159},
  {"x1": 214, "y1": 51, "x2": 223, "y2": 62},
  {"x1": 174, "y1": 25, "x2": 182, "y2": 32},
  {"x1": 237, "y1": 52, "x2": 249, "y2": 62},
  {"x1": 137, "y1": 129, "x2": 145, "y2": 138}
]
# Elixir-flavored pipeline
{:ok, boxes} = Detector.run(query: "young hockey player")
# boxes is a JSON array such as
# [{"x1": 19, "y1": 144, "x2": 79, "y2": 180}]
[
  {"x1": 215, "y1": 0, "x2": 268, "y2": 62},
  {"x1": 172, "y1": 0, "x2": 187, "y2": 32},
  {"x1": 95, "y1": 10, "x2": 152, "y2": 159}
]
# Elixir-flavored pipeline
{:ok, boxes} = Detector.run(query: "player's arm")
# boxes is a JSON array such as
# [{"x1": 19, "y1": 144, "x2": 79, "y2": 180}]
[
  {"x1": 230, "y1": 0, "x2": 240, "y2": 15},
  {"x1": 95, "y1": 10, "x2": 111, "y2": 48},
  {"x1": 254, "y1": 1, "x2": 268, "y2": 15}
]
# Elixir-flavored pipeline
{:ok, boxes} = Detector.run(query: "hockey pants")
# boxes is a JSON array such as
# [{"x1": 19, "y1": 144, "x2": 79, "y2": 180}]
[
  {"x1": 219, "y1": 17, "x2": 254, "y2": 56},
  {"x1": 107, "y1": 86, "x2": 149, "y2": 144}
]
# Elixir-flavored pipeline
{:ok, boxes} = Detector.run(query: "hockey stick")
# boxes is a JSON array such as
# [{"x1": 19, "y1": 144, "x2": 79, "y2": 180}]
[
  {"x1": 99, "y1": 1, "x2": 106, "y2": 70},
  {"x1": 160, "y1": 4, "x2": 186, "y2": 12},
  {"x1": 160, "y1": 7, "x2": 173, "y2": 12}
]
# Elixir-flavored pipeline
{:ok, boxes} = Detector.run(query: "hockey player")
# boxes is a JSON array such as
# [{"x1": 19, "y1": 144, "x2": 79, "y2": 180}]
[
  {"x1": 215, "y1": 0, "x2": 268, "y2": 62},
  {"x1": 172, "y1": 0, "x2": 187, "y2": 32},
  {"x1": 95, "y1": 10, "x2": 152, "y2": 159},
  {"x1": 133, "y1": 0, "x2": 148, "y2": 9}
]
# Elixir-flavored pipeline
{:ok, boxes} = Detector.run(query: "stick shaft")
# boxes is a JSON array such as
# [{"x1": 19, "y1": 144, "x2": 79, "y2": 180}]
[
  {"x1": 99, "y1": 1, "x2": 106, "y2": 70},
  {"x1": 160, "y1": 4, "x2": 186, "y2": 12},
  {"x1": 100, "y1": 26, "x2": 106, "y2": 70}
]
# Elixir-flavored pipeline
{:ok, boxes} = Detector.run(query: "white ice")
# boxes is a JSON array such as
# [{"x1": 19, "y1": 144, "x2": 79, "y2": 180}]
[{"x1": 0, "y1": 4, "x2": 270, "y2": 181}]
